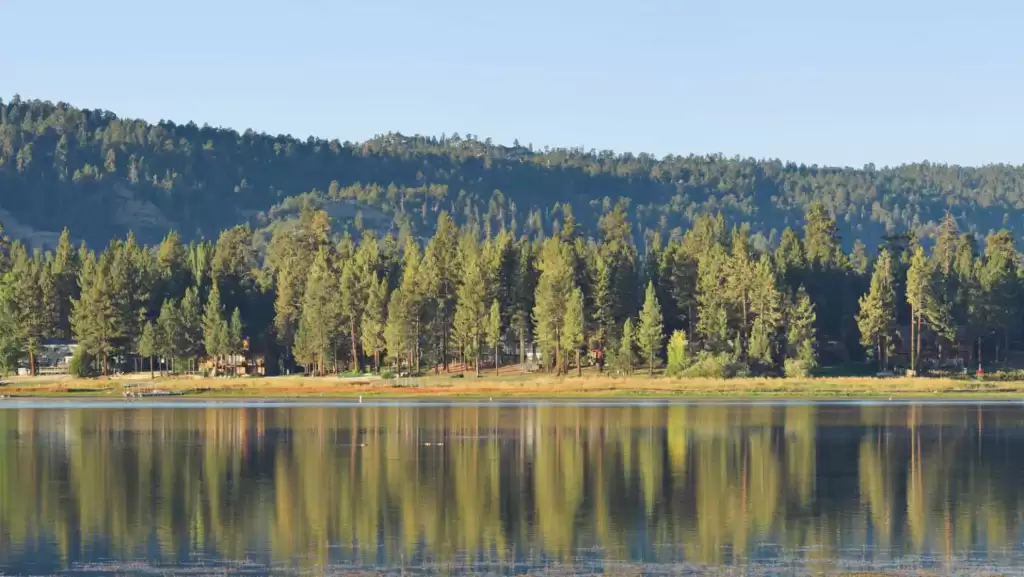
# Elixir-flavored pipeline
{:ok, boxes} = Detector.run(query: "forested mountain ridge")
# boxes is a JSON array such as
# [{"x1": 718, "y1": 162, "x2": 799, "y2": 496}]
[{"x1": 3, "y1": 94, "x2": 1024, "y2": 249}]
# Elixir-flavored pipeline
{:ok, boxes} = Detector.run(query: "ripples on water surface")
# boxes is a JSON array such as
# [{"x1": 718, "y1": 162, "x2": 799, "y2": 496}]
[{"x1": 1, "y1": 400, "x2": 1024, "y2": 575}]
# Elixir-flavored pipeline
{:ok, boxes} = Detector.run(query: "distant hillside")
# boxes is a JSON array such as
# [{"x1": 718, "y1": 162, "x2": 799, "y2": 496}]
[{"x1": 3, "y1": 94, "x2": 1024, "y2": 248}]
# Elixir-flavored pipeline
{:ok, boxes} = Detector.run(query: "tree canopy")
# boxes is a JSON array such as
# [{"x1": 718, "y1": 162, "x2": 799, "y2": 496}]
[
  {"x1": 6, "y1": 96, "x2": 1024, "y2": 378},
  {"x1": 5, "y1": 95, "x2": 1024, "y2": 254}
]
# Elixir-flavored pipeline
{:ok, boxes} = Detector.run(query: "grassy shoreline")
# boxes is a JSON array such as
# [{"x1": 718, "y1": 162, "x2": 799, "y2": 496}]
[{"x1": 2, "y1": 372, "x2": 1024, "y2": 400}]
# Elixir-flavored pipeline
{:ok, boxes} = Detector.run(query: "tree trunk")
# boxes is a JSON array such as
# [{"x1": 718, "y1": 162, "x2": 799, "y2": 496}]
[
  {"x1": 28, "y1": 350, "x2": 35, "y2": 376},
  {"x1": 688, "y1": 304, "x2": 693, "y2": 342},
  {"x1": 649, "y1": 351, "x2": 654, "y2": 377},
  {"x1": 519, "y1": 328, "x2": 525, "y2": 374},
  {"x1": 442, "y1": 316, "x2": 449, "y2": 372},
  {"x1": 741, "y1": 290, "x2": 749, "y2": 358},
  {"x1": 495, "y1": 342, "x2": 500, "y2": 377},
  {"x1": 916, "y1": 313, "x2": 922, "y2": 373},
  {"x1": 350, "y1": 320, "x2": 360, "y2": 373},
  {"x1": 913, "y1": 309, "x2": 921, "y2": 373},
  {"x1": 877, "y1": 338, "x2": 883, "y2": 372},
  {"x1": 414, "y1": 320, "x2": 421, "y2": 373},
  {"x1": 576, "y1": 349, "x2": 581, "y2": 377},
  {"x1": 150, "y1": 356, "x2": 155, "y2": 379},
  {"x1": 554, "y1": 335, "x2": 562, "y2": 376},
  {"x1": 475, "y1": 335, "x2": 481, "y2": 378}
]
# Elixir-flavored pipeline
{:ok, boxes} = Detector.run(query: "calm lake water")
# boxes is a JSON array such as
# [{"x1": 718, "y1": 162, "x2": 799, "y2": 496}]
[{"x1": 1, "y1": 400, "x2": 1024, "y2": 575}]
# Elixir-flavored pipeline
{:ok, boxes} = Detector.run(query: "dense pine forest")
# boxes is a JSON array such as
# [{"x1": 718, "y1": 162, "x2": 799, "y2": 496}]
[
  {"x1": 3, "y1": 95, "x2": 1024, "y2": 378},
  {"x1": 6, "y1": 95, "x2": 1024, "y2": 251},
  {"x1": 0, "y1": 198, "x2": 1018, "y2": 378}
]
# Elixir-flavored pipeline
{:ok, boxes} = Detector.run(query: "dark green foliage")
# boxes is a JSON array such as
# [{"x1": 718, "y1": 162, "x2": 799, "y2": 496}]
[
  {"x1": 68, "y1": 346, "x2": 95, "y2": 378},
  {"x1": 637, "y1": 282, "x2": 664, "y2": 376},
  {"x1": 681, "y1": 352, "x2": 749, "y2": 379},
  {"x1": 5, "y1": 96, "x2": 1024, "y2": 252},
  {"x1": 8, "y1": 96, "x2": 1024, "y2": 379}
]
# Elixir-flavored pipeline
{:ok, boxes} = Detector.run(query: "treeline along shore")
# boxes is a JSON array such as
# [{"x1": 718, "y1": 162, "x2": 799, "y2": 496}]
[{"x1": 0, "y1": 199, "x2": 1020, "y2": 384}]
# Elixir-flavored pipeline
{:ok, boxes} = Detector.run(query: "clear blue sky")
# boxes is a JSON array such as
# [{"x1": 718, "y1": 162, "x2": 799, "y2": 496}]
[{"x1": 2, "y1": 0, "x2": 1021, "y2": 167}]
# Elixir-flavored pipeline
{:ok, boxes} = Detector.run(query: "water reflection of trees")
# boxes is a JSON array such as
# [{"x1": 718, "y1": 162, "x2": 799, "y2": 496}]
[{"x1": 0, "y1": 404, "x2": 1022, "y2": 571}]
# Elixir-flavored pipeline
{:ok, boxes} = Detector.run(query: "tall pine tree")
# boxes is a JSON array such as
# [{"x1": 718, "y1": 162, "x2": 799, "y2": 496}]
[
  {"x1": 637, "y1": 281, "x2": 664, "y2": 376},
  {"x1": 857, "y1": 250, "x2": 896, "y2": 371}
]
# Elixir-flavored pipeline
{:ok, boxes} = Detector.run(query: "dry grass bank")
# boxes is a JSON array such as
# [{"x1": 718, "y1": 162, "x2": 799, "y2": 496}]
[{"x1": 1, "y1": 370, "x2": 1023, "y2": 399}]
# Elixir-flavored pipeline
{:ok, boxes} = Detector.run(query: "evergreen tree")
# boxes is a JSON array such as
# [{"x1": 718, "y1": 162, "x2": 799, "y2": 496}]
[
  {"x1": 156, "y1": 299, "x2": 182, "y2": 373},
  {"x1": 786, "y1": 286, "x2": 817, "y2": 366},
  {"x1": 511, "y1": 240, "x2": 537, "y2": 372},
  {"x1": 338, "y1": 261, "x2": 362, "y2": 372},
  {"x1": 107, "y1": 234, "x2": 152, "y2": 364},
  {"x1": 598, "y1": 202, "x2": 639, "y2": 330},
  {"x1": 423, "y1": 212, "x2": 460, "y2": 371},
  {"x1": 979, "y1": 231, "x2": 1019, "y2": 362},
  {"x1": 905, "y1": 246, "x2": 935, "y2": 372},
  {"x1": 850, "y1": 239, "x2": 869, "y2": 276},
  {"x1": 0, "y1": 304, "x2": 21, "y2": 376},
  {"x1": 361, "y1": 276, "x2": 388, "y2": 373},
  {"x1": 156, "y1": 231, "x2": 189, "y2": 303},
  {"x1": 292, "y1": 315, "x2": 314, "y2": 373},
  {"x1": 274, "y1": 266, "x2": 301, "y2": 358},
  {"x1": 804, "y1": 203, "x2": 841, "y2": 269},
  {"x1": 590, "y1": 250, "x2": 615, "y2": 366},
  {"x1": 637, "y1": 281, "x2": 664, "y2": 376},
  {"x1": 776, "y1": 227, "x2": 806, "y2": 276},
  {"x1": 138, "y1": 321, "x2": 157, "y2": 377},
  {"x1": 696, "y1": 244, "x2": 730, "y2": 352},
  {"x1": 228, "y1": 308, "x2": 244, "y2": 359},
  {"x1": 297, "y1": 247, "x2": 341, "y2": 375},
  {"x1": 562, "y1": 288, "x2": 585, "y2": 376},
  {"x1": 202, "y1": 282, "x2": 229, "y2": 373},
  {"x1": 179, "y1": 287, "x2": 203, "y2": 372},
  {"x1": 725, "y1": 226, "x2": 755, "y2": 354},
  {"x1": 399, "y1": 237, "x2": 426, "y2": 371},
  {"x1": 533, "y1": 238, "x2": 574, "y2": 374},
  {"x1": 617, "y1": 318, "x2": 636, "y2": 375},
  {"x1": 453, "y1": 246, "x2": 487, "y2": 376},
  {"x1": 953, "y1": 234, "x2": 981, "y2": 364},
  {"x1": 384, "y1": 288, "x2": 412, "y2": 372},
  {"x1": 933, "y1": 211, "x2": 960, "y2": 276},
  {"x1": 748, "y1": 255, "x2": 783, "y2": 367},
  {"x1": 54, "y1": 134, "x2": 68, "y2": 180},
  {"x1": 71, "y1": 255, "x2": 119, "y2": 376},
  {"x1": 857, "y1": 250, "x2": 896, "y2": 370},
  {"x1": 51, "y1": 227, "x2": 79, "y2": 339},
  {"x1": 340, "y1": 233, "x2": 379, "y2": 372},
  {"x1": 1, "y1": 248, "x2": 58, "y2": 374}
]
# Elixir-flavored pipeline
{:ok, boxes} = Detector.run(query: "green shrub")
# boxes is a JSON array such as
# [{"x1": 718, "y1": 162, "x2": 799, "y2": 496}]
[
  {"x1": 665, "y1": 331, "x2": 690, "y2": 376},
  {"x1": 681, "y1": 352, "x2": 749, "y2": 379},
  {"x1": 380, "y1": 370, "x2": 396, "y2": 379},
  {"x1": 978, "y1": 369, "x2": 1024, "y2": 382},
  {"x1": 69, "y1": 348, "x2": 95, "y2": 378},
  {"x1": 784, "y1": 358, "x2": 814, "y2": 378}
]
